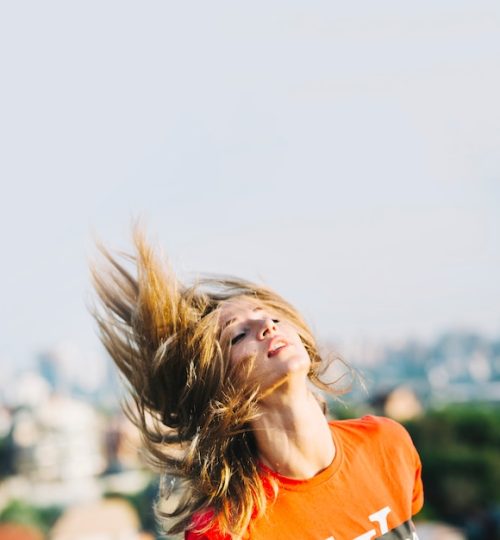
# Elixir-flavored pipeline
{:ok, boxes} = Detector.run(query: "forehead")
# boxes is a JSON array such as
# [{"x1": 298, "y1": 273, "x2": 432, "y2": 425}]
[{"x1": 218, "y1": 297, "x2": 265, "y2": 328}]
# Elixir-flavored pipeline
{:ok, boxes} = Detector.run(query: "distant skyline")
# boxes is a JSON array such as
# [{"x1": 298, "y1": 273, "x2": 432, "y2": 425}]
[{"x1": 0, "y1": 1, "x2": 499, "y2": 368}]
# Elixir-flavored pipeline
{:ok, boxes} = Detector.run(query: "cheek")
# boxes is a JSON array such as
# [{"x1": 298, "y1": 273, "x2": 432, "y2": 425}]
[
  {"x1": 229, "y1": 349, "x2": 241, "y2": 366},
  {"x1": 229, "y1": 343, "x2": 257, "y2": 366},
  {"x1": 282, "y1": 324, "x2": 305, "y2": 348}
]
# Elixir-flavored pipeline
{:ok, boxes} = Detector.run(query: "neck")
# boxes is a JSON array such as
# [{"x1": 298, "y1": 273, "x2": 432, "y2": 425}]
[{"x1": 251, "y1": 384, "x2": 335, "y2": 479}]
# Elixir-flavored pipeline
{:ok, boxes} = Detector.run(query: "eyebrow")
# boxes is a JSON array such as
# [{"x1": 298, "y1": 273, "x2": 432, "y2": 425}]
[{"x1": 222, "y1": 306, "x2": 263, "y2": 331}]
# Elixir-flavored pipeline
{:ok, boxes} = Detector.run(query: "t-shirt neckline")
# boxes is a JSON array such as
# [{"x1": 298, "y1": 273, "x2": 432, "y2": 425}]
[{"x1": 258, "y1": 422, "x2": 343, "y2": 492}]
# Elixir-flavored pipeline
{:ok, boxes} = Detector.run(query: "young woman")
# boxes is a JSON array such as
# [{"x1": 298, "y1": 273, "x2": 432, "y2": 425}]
[{"x1": 91, "y1": 229, "x2": 423, "y2": 540}]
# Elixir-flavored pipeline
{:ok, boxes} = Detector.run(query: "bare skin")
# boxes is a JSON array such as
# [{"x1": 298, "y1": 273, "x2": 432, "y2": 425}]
[
  {"x1": 253, "y1": 384, "x2": 336, "y2": 479},
  {"x1": 219, "y1": 298, "x2": 336, "y2": 480}
]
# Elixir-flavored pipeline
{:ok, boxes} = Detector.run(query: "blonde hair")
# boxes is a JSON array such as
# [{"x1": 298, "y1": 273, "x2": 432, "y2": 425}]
[{"x1": 90, "y1": 228, "x2": 344, "y2": 538}]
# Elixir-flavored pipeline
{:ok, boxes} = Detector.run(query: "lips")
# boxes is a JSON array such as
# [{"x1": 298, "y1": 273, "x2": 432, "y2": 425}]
[{"x1": 267, "y1": 337, "x2": 289, "y2": 358}]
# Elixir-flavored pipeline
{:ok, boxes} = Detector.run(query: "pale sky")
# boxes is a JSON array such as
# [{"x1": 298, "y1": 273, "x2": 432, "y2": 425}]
[{"x1": 0, "y1": 1, "x2": 499, "y2": 369}]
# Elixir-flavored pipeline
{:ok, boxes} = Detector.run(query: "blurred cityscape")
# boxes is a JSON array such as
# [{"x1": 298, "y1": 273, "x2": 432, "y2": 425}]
[{"x1": 1, "y1": 328, "x2": 499, "y2": 539}]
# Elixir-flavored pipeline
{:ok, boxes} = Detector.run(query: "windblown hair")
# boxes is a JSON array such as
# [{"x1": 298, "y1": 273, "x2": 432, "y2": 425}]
[{"x1": 90, "y1": 228, "x2": 345, "y2": 538}]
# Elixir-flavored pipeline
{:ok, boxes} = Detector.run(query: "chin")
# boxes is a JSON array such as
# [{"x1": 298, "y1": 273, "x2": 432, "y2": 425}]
[
  {"x1": 273, "y1": 357, "x2": 311, "y2": 385},
  {"x1": 286, "y1": 353, "x2": 311, "y2": 373}
]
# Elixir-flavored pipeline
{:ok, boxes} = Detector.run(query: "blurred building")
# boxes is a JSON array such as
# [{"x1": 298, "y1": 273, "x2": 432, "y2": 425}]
[
  {"x1": 37, "y1": 341, "x2": 108, "y2": 400},
  {"x1": 353, "y1": 330, "x2": 500, "y2": 406},
  {"x1": 12, "y1": 394, "x2": 106, "y2": 481}
]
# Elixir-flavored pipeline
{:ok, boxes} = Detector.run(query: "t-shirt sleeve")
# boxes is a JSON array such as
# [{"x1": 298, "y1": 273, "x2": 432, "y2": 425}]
[
  {"x1": 366, "y1": 416, "x2": 424, "y2": 516},
  {"x1": 411, "y1": 444, "x2": 424, "y2": 515},
  {"x1": 185, "y1": 510, "x2": 228, "y2": 540}
]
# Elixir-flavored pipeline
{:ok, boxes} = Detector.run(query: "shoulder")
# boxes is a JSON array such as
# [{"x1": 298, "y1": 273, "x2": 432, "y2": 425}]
[
  {"x1": 330, "y1": 415, "x2": 416, "y2": 451},
  {"x1": 330, "y1": 415, "x2": 421, "y2": 481},
  {"x1": 330, "y1": 415, "x2": 423, "y2": 515},
  {"x1": 330, "y1": 414, "x2": 406, "y2": 433}
]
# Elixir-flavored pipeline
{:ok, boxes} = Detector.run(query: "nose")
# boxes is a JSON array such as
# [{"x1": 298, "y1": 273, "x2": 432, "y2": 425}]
[{"x1": 258, "y1": 318, "x2": 277, "y2": 340}]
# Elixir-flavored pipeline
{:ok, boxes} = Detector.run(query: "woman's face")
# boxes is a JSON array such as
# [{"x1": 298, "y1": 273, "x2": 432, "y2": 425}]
[{"x1": 218, "y1": 297, "x2": 311, "y2": 392}]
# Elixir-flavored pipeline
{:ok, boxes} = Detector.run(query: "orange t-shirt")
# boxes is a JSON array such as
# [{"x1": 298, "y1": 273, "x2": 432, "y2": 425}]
[{"x1": 186, "y1": 416, "x2": 424, "y2": 540}]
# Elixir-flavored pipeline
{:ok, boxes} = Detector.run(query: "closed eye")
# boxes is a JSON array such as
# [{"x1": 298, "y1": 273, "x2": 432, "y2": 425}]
[
  {"x1": 231, "y1": 332, "x2": 245, "y2": 345},
  {"x1": 230, "y1": 318, "x2": 279, "y2": 345}
]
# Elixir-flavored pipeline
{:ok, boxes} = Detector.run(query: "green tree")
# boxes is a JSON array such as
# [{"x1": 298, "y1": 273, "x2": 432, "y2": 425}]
[
  {"x1": 0, "y1": 499, "x2": 62, "y2": 534},
  {"x1": 404, "y1": 404, "x2": 500, "y2": 538}
]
